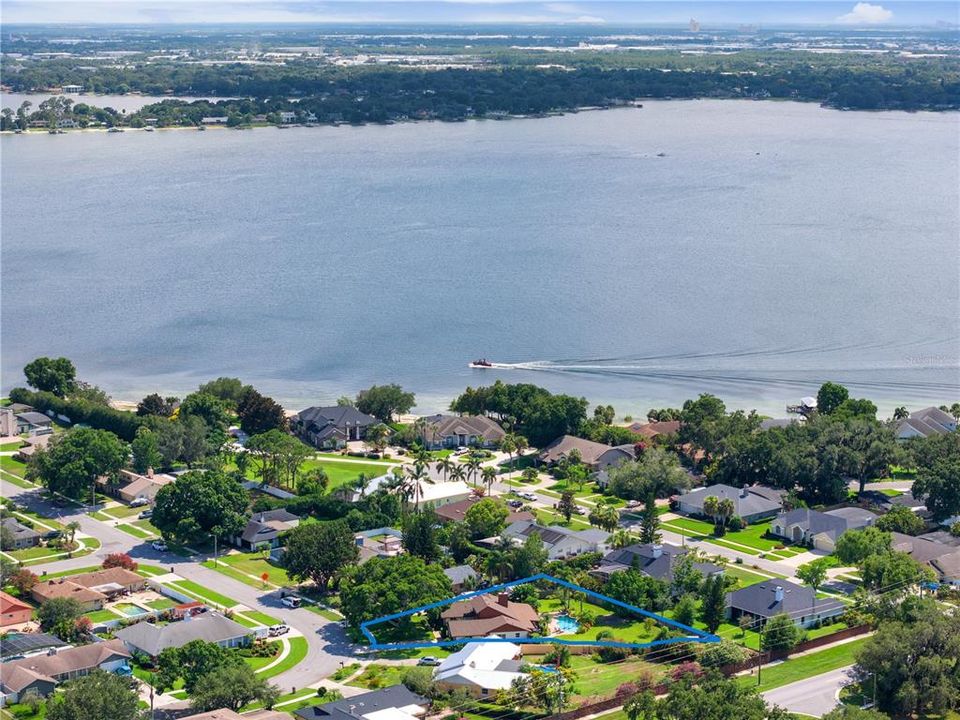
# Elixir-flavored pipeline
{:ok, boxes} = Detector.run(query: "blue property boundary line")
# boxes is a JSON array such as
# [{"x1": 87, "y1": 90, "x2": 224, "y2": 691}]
[{"x1": 359, "y1": 573, "x2": 720, "y2": 651}]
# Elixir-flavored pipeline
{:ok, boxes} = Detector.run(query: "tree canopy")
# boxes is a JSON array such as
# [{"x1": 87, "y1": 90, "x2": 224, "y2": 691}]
[
  {"x1": 282, "y1": 520, "x2": 359, "y2": 590},
  {"x1": 355, "y1": 384, "x2": 416, "y2": 423},
  {"x1": 24, "y1": 356, "x2": 77, "y2": 396},
  {"x1": 28, "y1": 427, "x2": 128, "y2": 498},
  {"x1": 339, "y1": 554, "x2": 452, "y2": 627},
  {"x1": 152, "y1": 470, "x2": 248, "y2": 543},
  {"x1": 46, "y1": 670, "x2": 143, "y2": 720}
]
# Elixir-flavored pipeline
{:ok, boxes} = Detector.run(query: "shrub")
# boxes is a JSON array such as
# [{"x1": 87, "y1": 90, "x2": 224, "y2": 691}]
[
  {"x1": 699, "y1": 640, "x2": 748, "y2": 669},
  {"x1": 670, "y1": 661, "x2": 703, "y2": 682},
  {"x1": 727, "y1": 516, "x2": 744, "y2": 531}
]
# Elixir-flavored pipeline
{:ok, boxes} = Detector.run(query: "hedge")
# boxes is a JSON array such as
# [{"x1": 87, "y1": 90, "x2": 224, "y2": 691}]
[{"x1": 9, "y1": 387, "x2": 142, "y2": 440}]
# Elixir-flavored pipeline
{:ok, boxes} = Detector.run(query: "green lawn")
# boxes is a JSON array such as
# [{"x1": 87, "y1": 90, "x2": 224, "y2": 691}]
[
  {"x1": 40, "y1": 565, "x2": 100, "y2": 579},
  {"x1": 723, "y1": 564, "x2": 787, "y2": 586},
  {"x1": 258, "y1": 636, "x2": 308, "y2": 678},
  {"x1": 116, "y1": 523, "x2": 152, "y2": 539},
  {"x1": 84, "y1": 609, "x2": 119, "y2": 623},
  {"x1": 241, "y1": 610, "x2": 282, "y2": 626},
  {"x1": 0, "y1": 456, "x2": 28, "y2": 477},
  {"x1": 146, "y1": 598, "x2": 176, "y2": 610},
  {"x1": 879, "y1": 489, "x2": 902, "y2": 497},
  {"x1": 0, "y1": 440, "x2": 23, "y2": 450},
  {"x1": 135, "y1": 564, "x2": 169, "y2": 578},
  {"x1": 202, "y1": 560, "x2": 269, "y2": 589},
  {"x1": 348, "y1": 663, "x2": 408, "y2": 690},
  {"x1": 226, "y1": 457, "x2": 393, "y2": 494},
  {"x1": 569, "y1": 655, "x2": 666, "y2": 699},
  {"x1": 0, "y1": 699, "x2": 48, "y2": 719},
  {"x1": 102, "y1": 505, "x2": 142, "y2": 519},
  {"x1": 165, "y1": 580, "x2": 236, "y2": 608},
  {"x1": 663, "y1": 517, "x2": 804, "y2": 558},
  {"x1": 305, "y1": 604, "x2": 342, "y2": 621},
  {"x1": 738, "y1": 638, "x2": 868, "y2": 692},
  {"x1": 220, "y1": 551, "x2": 292, "y2": 585},
  {"x1": 534, "y1": 509, "x2": 593, "y2": 531}
]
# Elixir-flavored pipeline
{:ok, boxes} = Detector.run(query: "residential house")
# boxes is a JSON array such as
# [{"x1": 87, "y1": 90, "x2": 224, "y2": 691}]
[
  {"x1": 441, "y1": 593, "x2": 538, "y2": 640},
  {"x1": 293, "y1": 685, "x2": 428, "y2": 720},
  {"x1": 233, "y1": 509, "x2": 300, "y2": 551},
  {"x1": 31, "y1": 568, "x2": 146, "y2": 612},
  {"x1": 1, "y1": 517, "x2": 41, "y2": 549},
  {"x1": 432, "y1": 498, "x2": 534, "y2": 527},
  {"x1": 498, "y1": 520, "x2": 610, "y2": 560},
  {"x1": 114, "y1": 612, "x2": 250, "y2": 658},
  {"x1": 627, "y1": 420, "x2": 681, "y2": 440},
  {"x1": 890, "y1": 532, "x2": 960, "y2": 586},
  {"x1": 675, "y1": 484, "x2": 784, "y2": 523},
  {"x1": 859, "y1": 489, "x2": 927, "y2": 514},
  {"x1": 14, "y1": 434, "x2": 51, "y2": 460},
  {"x1": 595, "y1": 445, "x2": 637, "y2": 471},
  {"x1": 201, "y1": 116, "x2": 229, "y2": 124},
  {"x1": 0, "y1": 408, "x2": 17, "y2": 437},
  {"x1": 178, "y1": 710, "x2": 289, "y2": 720},
  {"x1": 433, "y1": 642, "x2": 526, "y2": 698},
  {"x1": 443, "y1": 565, "x2": 480, "y2": 594},
  {"x1": 726, "y1": 579, "x2": 845, "y2": 629},
  {"x1": 592, "y1": 543, "x2": 722, "y2": 584},
  {"x1": 894, "y1": 406, "x2": 957, "y2": 440},
  {"x1": 279, "y1": 111, "x2": 297, "y2": 123},
  {"x1": 539, "y1": 435, "x2": 611, "y2": 469},
  {"x1": 770, "y1": 507, "x2": 878, "y2": 552},
  {"x1": 419, "y1": 414, "x2": 505, "y2": 450},
  {"x1": 15, "y1": 412, "x2": 54, "y2": 435},
  {"x1": 107, "y1": 468, "x2": 176, "y2": 504},
  {"x1": 354, "y1": 527, "x2": 404, "y2": 563},
  {"x1": 0, "y1": 633, "x2": 67, "y2": 662},
  {"x1": 0, "y1": 639, "x2": 131, "y2": 702},
  {"x1": 293, "y1": 406, "x2": 378, "y2": 449},
  {"x1": 0, "y1": 591, "x2": 33, "y2": 627}
]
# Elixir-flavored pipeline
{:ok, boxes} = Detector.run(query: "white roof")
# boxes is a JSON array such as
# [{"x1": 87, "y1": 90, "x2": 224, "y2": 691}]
[
  {"x1": 435, "y1": 641, "x2": 525, "y2": 691},
  {"x1": 363, "y1": 706, "x2": 424, "y2": 720},
  {"x1": 418, "y1": 480, "x2": 471, "y2": 503}
]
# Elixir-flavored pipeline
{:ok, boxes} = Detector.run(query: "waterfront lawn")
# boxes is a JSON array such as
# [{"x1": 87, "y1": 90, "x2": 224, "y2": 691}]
[{"x1": 737, "y1": 638, "x2": 868, "y2": 692}]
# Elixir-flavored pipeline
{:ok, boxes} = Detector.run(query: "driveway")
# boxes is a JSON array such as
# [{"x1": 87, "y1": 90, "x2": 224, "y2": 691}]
[{"x1": 762, "y1": 665, "x2": 854, "y2": 718}]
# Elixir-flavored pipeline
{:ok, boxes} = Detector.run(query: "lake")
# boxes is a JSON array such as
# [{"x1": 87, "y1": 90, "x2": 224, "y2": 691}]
[{"x1": 2, "y1": 100, "x2": 958, "y2": 417}]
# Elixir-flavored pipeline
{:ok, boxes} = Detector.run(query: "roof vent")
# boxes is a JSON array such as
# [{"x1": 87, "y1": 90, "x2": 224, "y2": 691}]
[
  {"x1": 774, "y1": 586, "x2": 784, "y2": 603},
  {"x1": 740, "y1": 487, "x2": 749, "y2": 498},
  {"x1": 651, "y1": 545, "x2": 663, "y2": 558}
]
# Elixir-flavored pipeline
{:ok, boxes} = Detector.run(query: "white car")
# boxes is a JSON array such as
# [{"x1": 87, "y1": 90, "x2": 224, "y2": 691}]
[
  {"x1": 281, "y1": 596, "x2": 301, "y2": 609},
  {"x1": 519, "y1": 492, "x2": 537, "y2": 501},
  {"x1": 268, "y1": 624, "x2": 289, "y2": 636},
  {"x1": 151, "y1": 540, "x2": 168, "y2": 552},
  {"x1": 130, "y1": 497, "x2": 150, "y2": 508}
]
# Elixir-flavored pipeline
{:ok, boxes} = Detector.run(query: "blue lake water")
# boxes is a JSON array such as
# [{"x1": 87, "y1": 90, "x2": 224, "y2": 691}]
[{"x1": 2, "y1": 100, "x2": 958, "y2": 416}]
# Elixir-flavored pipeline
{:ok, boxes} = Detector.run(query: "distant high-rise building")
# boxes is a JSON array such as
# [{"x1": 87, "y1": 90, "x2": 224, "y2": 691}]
[{"x1": 689, "y1": 18, "x2": 701, "y2": 32}]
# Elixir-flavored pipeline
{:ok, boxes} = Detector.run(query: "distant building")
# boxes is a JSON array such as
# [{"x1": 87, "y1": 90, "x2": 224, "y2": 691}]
[
  {"x1": 771, "y1": 507, "x2": 878, "y2": 552},
  {"x1": 496, "y1": 520, "x2": 609, "y2": 560},
  {"x1": 178, "y1": 709, "x2": 288, "y2": 720},
  {"x1": 895, "y1": 406, "x2": 957, "y2": 440},
  {"x1": 201, "y1": 116, "x2": 229, "y2": 125},
  {"x1": 627, "y1": 420, "x2": 680, "y2": 439},
  {"x1": 890, "y1": 532, "x2": 960, "y2": 586},
  {"x1": 292, "y1": 406, "x2": 378, "y2": 449},
  {"x1": 419, "y1": 414, "x2": 505, "y2": 450},
  {"x1": 441, "y1": 593, "x2": 538, "y2": 639},
  {"x1": 233, "y1": 509, "x2": 300, "y2": 551},
  {"x1": 688, "y1": 18, "x2": 701, "y2": 32},
  {"x1": 675, "y1": 484, "x2": 784, "y2": 524},
  {"x1": 434, "y1": 642, "x2": 525, "y2": 698},
  {"x1": 354, "y1": 527, "x2": 404, "y2": 563},
  {"x1": 593, "y1": 543, "x2": 722, "y2": 584},
  {"x1": 726, "y1": 579, "x2": 845, "y2": 629},
  {"x1": 61, "y1": 84, "x2": 84, "y2": 93},
  {"x1": 279, "y1": 111, "x2": 297, "y2": 123}
]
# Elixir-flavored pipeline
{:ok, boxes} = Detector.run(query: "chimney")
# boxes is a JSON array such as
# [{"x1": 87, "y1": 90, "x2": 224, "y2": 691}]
[
  {"x1": 146, "y1": 467, "x2": 154, "y2": 479},
  {"x1": 740, "y1": 487, "x2": 749, "y2": 498},
  {"x1": 498, "y1": 592, "x2": 510, "y2": 607},
  {"x1": 651, "y1": 544, "x2": 663, "y2": 558},
  {"x1": 774, "y1": 586, "x2": 784, "y2": 603}
]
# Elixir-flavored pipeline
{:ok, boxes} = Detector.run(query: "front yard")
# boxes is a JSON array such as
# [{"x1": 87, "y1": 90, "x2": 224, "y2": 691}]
[{"x1": 661, "y1": 517, "x2": 806, "y2": 560}]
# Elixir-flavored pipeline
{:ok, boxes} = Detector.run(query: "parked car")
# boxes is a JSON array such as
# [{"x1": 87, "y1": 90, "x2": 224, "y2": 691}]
[
  {"x1": 625, "y1": 500, "x2": 642, "y2": 509},
  {"x1": 268, "y1": 624, "x2": 289, "y2": 636},
  {"x1": 151, "y1": 540, "x2": 168, "y2": 552},
  {"x1": 138, "y1": 509, "x2": 153, "y2": 519},
  {"x1": 519, "y1": 492, "x2": 537, "y2": 501},
  {"x1": 417, "y1": 656, "x2": 441, "y2": 666},
  {"x1": 130, "y1": 497, "x2": 150, "y2": 508},
  {"x1": 42, "y1": 529, "x2": 62, "y2": 540},
  {"x1": 572, "y1": 505, "x2": 585, "y2": 515},
  {"x1": 281, "y1": 596, "x2": 301, "y2": 609},
  {"x1": 507, "y1": 499, "x2": 524, "y2": 509},
  {"x1": 454, "y1": 446, "x2": 468, "y2": 455}
]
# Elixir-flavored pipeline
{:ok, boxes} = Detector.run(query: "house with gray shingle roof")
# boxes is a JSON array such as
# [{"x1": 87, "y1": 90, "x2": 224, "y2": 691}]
[
  {"x1": 1, "y1": 517, "x2": 41, "y2": 550},
  {"x1": 443, "y1": 565, "x2": 480, "y2": 593},
  {"x1": 114, "y1": 612, "x2": 250, "y2": 658},
  {"x1": 895, "y1": 406, "x2": 957, "y2": 440},
  {"x1": 771, "y1": 507, "x2": 878, "y2": 552},
  {"x1": 233, "y1": 509, "x2": 300, "y2": 551},
  {"x1": 726, "y1": 579, "x2": 845, "y2": 629},
  {"x1": 498, "y1": 520, "x2": 609, "y2": 559},
  {"x1": 421, "y1": 414, "x2": 505, "y2": 450},
  {"x1": 293, "y1": 406, "x2": 378, "y2": 449},
  {"x1": 592, "y1": 543, "x2": 722, "y2": 586},
  {"x1": 675, "y1": 484, "x2": 784, "y2": 523},
  {"x1": 0, "y1": 639, "x2": 130, "y2": 702}
]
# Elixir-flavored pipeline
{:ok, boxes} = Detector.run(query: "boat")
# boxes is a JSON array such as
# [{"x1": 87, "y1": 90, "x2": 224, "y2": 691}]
[
  {"x1": 144, "y1": 126, "x2": 155, "y2": 132},
  {"x1": 469, "y1": 359, "x2": 493, "y2": 368},
  {"x1": 107, "y1": 127, "x2": 125, "y2": 133}
]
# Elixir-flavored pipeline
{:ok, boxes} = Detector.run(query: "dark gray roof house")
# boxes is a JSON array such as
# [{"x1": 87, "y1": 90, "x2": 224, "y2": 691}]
[
  {"x1": 294, "y1": 685, "x2": 428, "y2": 720},
  {"x1": 593, "y1": 543, "x2": 722, "y2": 585},
  {"x1": 293, "y1": 406, "x2": 378, "y2": 449},
  {"x1": 421, "y1": 414, "x2": 505, "y2": 449},
  {"x1": 444, "y1": 565, "x2": 480, "y2": 592},
  {"x1": 0, "y1": 633, "x2": 67, "y2": 661},
  {"x1": 675, "y1": 484, "x2": 784, "y2": 523},
  {"x1": 771, "y1": 507, "x2": 877, "y2": 551},
  {"x1": 726, "y1": 579, "x2": 845, "y2": 628},
  {"x1": 1, "y1": 517, "x2": 41, "y2": 549},
  {"x1": 16, "y1": 412, "x2": 53, "y2": 429},
  {"x1": 894, "y1": 406, "x2": 957, "y2": 440},
  {"x1": 233, "y1": 509, "x2": 300, "y2": 551}
]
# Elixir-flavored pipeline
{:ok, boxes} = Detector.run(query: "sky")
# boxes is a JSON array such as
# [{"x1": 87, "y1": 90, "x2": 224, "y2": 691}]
[{"x1": 1, "y1": 0, "x2": 958, "y2": 26}]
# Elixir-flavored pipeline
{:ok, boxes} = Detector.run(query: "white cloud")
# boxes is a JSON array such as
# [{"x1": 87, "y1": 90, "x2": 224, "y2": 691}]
[{"x1": 836, "y1": 2, "x2": 894, "y2": 24}]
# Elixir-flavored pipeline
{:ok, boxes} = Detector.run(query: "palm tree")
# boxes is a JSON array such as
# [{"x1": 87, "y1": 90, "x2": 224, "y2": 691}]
[
  {"x1": 610, "y1": 528, "x2": 634, "y2": 548},
  {"x1": 465, "y1": 457, "x2": 482, "y2": 487},
  {"x1": 450, "y1": 464, "x2": 467, "y2": 485},
  {"x1": 436, "y1": 457, "x2": 454, "y2": 483},
  {"x1": 893, "y1": 406, "x2": 909, "y2": 420},
  {"x1": 716, "y1": 497, "x2": 735, "y2": 535},
  {"x1": 500, "y1": 434, "x2": 517, "y2": 471},
  {"x1": 413, "y1": 417, "x2": 429, "y2": 447},
  {"x1": 65, "y1": 521, "x2": 81, "y2": 549},
  {"x1": 352, "y1": 473, "x2": 370, "y2": 499},
  {"x1": 404, "y1": 465, "x2": 433, "y2": 511},
  {"x1": 702, "y1": 495, "x2": 719, "y2": 528},
  {"x1": 588, "y1": 503, "x2": 620, "y2": 532},
  {"x1": 412, "y1": 446, "x2": 431, "y2": 467},
  {"x1": 482, "y1": 466, "x2": 497, "y2": 495}
]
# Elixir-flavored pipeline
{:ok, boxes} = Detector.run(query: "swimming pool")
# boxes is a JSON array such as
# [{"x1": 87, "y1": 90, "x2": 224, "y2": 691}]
[
  {"x1": 113, "y1": 603, "x2": 148, "y2": 617},
  {"x1": 554, "y1": 614, "x2": 580, "y2": 633}
]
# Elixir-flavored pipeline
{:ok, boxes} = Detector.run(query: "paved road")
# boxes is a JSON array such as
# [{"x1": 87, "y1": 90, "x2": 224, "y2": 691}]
[
  {"x1": 1, "y1": 475, "x2": 356, "y2": 692},
  {"x1": 762, "y1": 665, "x2": 853, "y2": 718}
]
